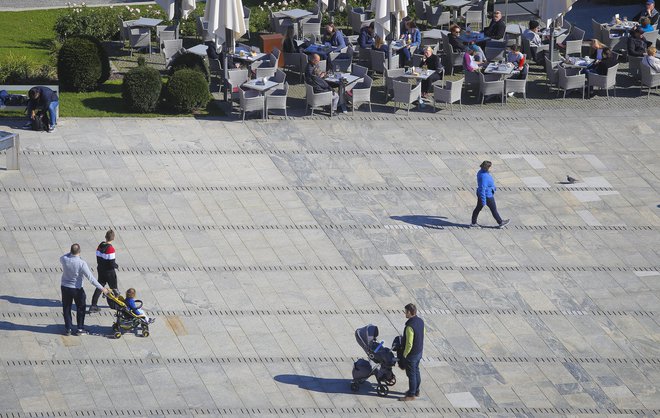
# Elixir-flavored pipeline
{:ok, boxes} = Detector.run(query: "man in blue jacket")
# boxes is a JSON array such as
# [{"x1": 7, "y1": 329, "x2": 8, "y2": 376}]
[
  {"x1": 471, "y1": 160, "x2": 510, "y2": 228},
  {"x1": 399, "y1": 303, "x2": 424, "y2": 401}
]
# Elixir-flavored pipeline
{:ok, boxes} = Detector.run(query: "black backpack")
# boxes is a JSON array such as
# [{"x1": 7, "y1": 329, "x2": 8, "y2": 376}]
[{"x1": 31, "y1": 110, "x2": 49, "y2": 132}]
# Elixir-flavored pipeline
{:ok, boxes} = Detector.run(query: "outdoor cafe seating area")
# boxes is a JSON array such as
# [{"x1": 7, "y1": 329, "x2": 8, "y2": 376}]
[{"x1": 125, "y1": 0, "x2": 660, "y2": 119}]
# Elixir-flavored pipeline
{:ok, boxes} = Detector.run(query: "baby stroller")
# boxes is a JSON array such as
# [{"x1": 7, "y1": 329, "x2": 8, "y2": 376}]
[
  {"x1": 104, "y1": 290, "x2": 151, "y2": 338},
  {"x1": 351, "y1": 324, "x2": 401, "y2": 396}
]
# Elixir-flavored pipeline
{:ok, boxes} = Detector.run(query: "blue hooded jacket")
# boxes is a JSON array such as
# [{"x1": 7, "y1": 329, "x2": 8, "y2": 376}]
[{"x1": 476, "y1": 169, "x2": 496, "y2": 204}]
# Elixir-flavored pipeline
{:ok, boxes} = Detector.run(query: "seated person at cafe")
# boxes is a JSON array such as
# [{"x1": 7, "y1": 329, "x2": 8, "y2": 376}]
[
  {"x1": 506, "y1": 44, "x2": 526, "y2": 69},
  {"x1": 639, "y1": 17, "x2": 655, "y2": 31},
  {"x1": 642, "y1": 46, "x2": 660, "y2": 72},
  {"x1": 399, "y1": 21, "x2": 421, "y2": 66},
  {"x1": 448, "y1": 24, "x2": 486, "y2": 61},
  {"x1": 633, "y1": 0, "x2": 659, "y2": 26},
  {"x1": 373, "y1": 35, "x2": 389, "y2": 53},
  {"x1": 523, "y1": 20, "x2": 549, "y2": 61},
  {"x1": 283, "y1": 26, "x2": 300, "y2": 53},
  {"x1": 322, "y1": 24, "x2": 347, "y2": 49},
  {"x1": 590, "y1": 47, "x2": 617, "y2": 75},
  {"x1": 419, "y1": 46, "x2": 444, "y2": 98},
  {"x1": 463, "y1": 45, "x2": 486, "y2": 72},
  {"x1": 588, "y1": 38, "x2": 607, "y2": 60},
  {"x1": 628, "y1": 27, "x2": 652, "y2": 57},
  {"x1": 483, "y1": 11, "x2": 506, "y2": 41},
  {"x1": 304, "y1": 53, "x2": 339, "y2": 111},
  {"x1": 359, "y1": 22, "x2": 375, "y2": 49}
]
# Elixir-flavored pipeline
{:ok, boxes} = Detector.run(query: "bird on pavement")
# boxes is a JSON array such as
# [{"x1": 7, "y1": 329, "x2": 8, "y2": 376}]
[{"x1": 567, "y1": 175, "x2": 578, "y2": 184}]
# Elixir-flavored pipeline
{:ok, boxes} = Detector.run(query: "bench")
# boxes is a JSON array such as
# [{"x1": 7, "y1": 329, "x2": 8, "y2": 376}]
[
  {"x1": 0, "y1": 131, "x2": 19, "y2": 170},
  {"x1": 0, "y1": 85, "x2": 60, "y2": 117}
]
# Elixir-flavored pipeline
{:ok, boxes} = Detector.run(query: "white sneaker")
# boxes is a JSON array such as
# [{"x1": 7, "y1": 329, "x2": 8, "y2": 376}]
[
  {"x1": 507, "y1": 92, "x2": 515, "y2": 97},
  {"x1": 48, "y1": 126, "x2": 56, "y2": 133}
]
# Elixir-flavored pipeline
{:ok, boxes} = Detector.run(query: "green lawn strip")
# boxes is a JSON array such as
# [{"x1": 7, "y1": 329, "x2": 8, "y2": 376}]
[
  {"x1": 0, "y1": 9, "x2": 63, "y2": 66},
  {"x1": 59, "y1": 80, "x2": 223, "y2": 117}
]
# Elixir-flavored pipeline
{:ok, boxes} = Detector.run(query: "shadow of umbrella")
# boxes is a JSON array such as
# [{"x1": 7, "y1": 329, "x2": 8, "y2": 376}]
[
  {"x1": 390, "y1": 215, "x2": 471, "y2": 229},
  {"x1": 273, "y1": 374, "x2": 405, "y2": 398}
]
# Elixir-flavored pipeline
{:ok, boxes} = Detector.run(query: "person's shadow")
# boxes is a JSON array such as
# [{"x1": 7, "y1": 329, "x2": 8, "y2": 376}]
[
  {"x1": 0, "y1": 295, "x2": 61, "y2": 307},
  {"x1": 390, "y1": 215, "x2": 472, "y2": 229},
  {"x1": 0, "y1": 320, "x2": 118, "y2": 338},
  {"x1": 273, "y1": 374, "x2": 404, "y2": 398}
]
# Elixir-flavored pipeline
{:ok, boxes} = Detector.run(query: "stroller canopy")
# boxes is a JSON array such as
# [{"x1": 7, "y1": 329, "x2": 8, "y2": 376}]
[{"x1": 355, "y1": 324, "x2": 379, "y2": 352}]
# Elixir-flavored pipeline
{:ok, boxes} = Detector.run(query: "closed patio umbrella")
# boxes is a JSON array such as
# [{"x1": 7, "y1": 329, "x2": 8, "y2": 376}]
[
  {"x1": 204, "y1": 0, "x2": 246, "y2": 48},
  {"x1": 156, "y1": 0, "x2": 196, "y2": 21},
  {"x1": 372, "y1": 0, "x2": 409, "y2": 39},
  {"x1": 541, "y1": 0, "x2": 577, "y2": 62}
]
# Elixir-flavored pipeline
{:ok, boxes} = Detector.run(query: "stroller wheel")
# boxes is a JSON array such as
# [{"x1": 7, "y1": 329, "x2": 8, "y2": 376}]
[
  {"x1": 386, "y1": 375, "x2": 396, "y2": 386},
  {"x1": 376, "y1": 384, "x2": 389, "y2": 397},
  {"x1": 112, "y1": 323, "x2": 119, "y2": 332},
  {"x1": 350, "y1": 382, "x2": 359, "y2": 392},
  {"x1": 114, "y1": 332, "x2": 122, "y2": 339},
  {"x1": 142, "y1": 330, "x2": 150, "y2": 338}
]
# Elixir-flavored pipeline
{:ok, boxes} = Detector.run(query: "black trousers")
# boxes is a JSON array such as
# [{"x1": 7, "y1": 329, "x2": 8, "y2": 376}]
[
  {"x1": 422, "y1": 71, "x2": 443, "y2": 94},
  {"x1": 61, "y1": 286, "x2": 86, "y2": 331},
  {"x1": 471, "y1": 196, "x2": 503, "y2": 224},
  {"x1": 91, "y1": 269, "x2": 117, "y2": 306}
]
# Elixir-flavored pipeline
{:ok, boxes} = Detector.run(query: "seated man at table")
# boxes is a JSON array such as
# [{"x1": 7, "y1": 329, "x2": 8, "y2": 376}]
[
  {"x1": 633, "y1": 0, "x2": 659, "y2": 26},
  {"x1": 464, "y1": 45, "x2": 486, "y2": 72},
  {"x1": 305, "y1": 53, "x2": 339, "y2": 111},
  {"x1": 628, "y1": 27, "x2": 652, "y2": 57},
  {"x1": 399, "y1": 21, "x2": 421, "y2": 66},
  {"x1": 419, "y1": 46, "x2": 444, "y2": 98},
  {"x1": 322, "y1": 24, "x2": 347, "y2": 49},
  {"x1": 448, "y1": 25, "x2": 486, "y2": 61},
  {"x1": 523, "y1": 20, "x2": 550, "y2": 61},
  {"x1": 359, "y1": 22, "x2": 375, "y2": 49},
  {"x1": 642, "y1": 46, "x2": 660, "y2": 73},
  {"x1": 483, "y1": 11, "x2": 506, "y2": 41},
  {"x1": 506, "y1": 44, "x2": 526, "y2": 70}
]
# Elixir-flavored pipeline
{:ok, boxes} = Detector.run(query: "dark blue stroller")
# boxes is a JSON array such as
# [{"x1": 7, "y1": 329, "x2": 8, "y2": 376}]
[{"x1": 351, "y1": 324, "x2": 401, "y2": 396}]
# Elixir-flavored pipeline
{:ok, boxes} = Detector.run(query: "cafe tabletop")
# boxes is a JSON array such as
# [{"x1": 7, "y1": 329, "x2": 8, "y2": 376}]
[
  {"x1": 439, "y1": 0, "x2": 471, "y2": 7},
  {"x1": 130, "y1": 17, "x2": 163, "y2": 27},
  {"x1": 324, "y1": 73, "x2": 362, "y2": 85},
  {"x1": 540, "y1": 28, "x2": 567, "y2": 37},
  {"x1": 304, "y1": 44, "x2": 338, "y2": 55},
  {"x1": 279, "y1": 9, "x2": 314, "y2": 20},
  {"x1": 458, "y1": 32, "x2": 490, "y2": 44},
  {"x1": 232, "y1": 48, "x2": 267, "y2": 62},
  {"x1": 401, "y1": 68, "x2": 436, "y2": 80},
  {"x1": 561, "y1": 56, "x2": 594, "y2": 68},
  {"x1": 187, "y1": 44, "x2": 209, "y2": 57},
  {"x1": 484, "y1": 62, "x2": 515, "y2": 75},
  {"x1": 390, "y1": 40, "x2": 407, "y2": 52},
  {"x1": 422, "y1": 29, "x2": 448, "y2": 40},
  {"x1": 242, "y1": 79, "x2": 279, "y2": 93}
]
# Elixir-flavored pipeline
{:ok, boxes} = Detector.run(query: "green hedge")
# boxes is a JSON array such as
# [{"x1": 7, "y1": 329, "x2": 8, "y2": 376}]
[
  {"x1": 169, "y1": 52, "x2": 210, "y2": 81},
  {"x1": 122, "y1": 64, "x2": 163, "y2": 113},
  {"x1": 164, "y1": 69, "x2": 210, "y2": 113},
  {"x1": 57, "y1": 36, "x2": 109, "y2": 92}
]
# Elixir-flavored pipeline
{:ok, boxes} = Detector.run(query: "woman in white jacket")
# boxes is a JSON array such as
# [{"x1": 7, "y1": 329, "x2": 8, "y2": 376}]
[{"x1": 642, "y1": 46, "x2": 660, "y2": 73}]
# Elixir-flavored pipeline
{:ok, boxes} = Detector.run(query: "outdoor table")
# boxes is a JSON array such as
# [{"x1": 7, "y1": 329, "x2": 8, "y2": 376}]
[
  {"x1": 484, "y1": 62, "x2": 516, "y2": 78},
  {"x1": 324, "y1": 72, "x2": 362, "y2": 111},
  {"x1": 401, "y1": 68, "x2": 436, "y2": 80},
  {"x1": 458, "y1": 32, "x2": 490, "y2": 45},
  {"x1": 127, "y1": 17, "x2": 163, "y2": 54},
  {"x1": 304, "y1": 44, "x2": 339, "y2": 59},
  {"x1": 187, "y1": 44, "x2": 210, "y2": 57},
  {"x1": 439, "y1": 0, "x2": 471, "y2": 21},
  {"x1": 560, "y1": 56, "x2": 594, "y2": 69},
  {"x1": 540, "y1": 28, "x2": 567, "y2": 37},
  {"x1": 421, "y1": 29, "x2": 448, "y2": 41},
  {"x1": 242, "y1": 79, "x2": 279, "y2": 118},
  {"x1": 231, "y1": 47, "x2": 267, "y2": 63},
  {"x1": 278, "y1": 8, "x2": 314, "y2": 37}
]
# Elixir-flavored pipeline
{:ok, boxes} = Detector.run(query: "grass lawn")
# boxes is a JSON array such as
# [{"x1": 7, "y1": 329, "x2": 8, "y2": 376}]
[{"x1": 0, "y1": 9, "x2": 63, "y2": 66}]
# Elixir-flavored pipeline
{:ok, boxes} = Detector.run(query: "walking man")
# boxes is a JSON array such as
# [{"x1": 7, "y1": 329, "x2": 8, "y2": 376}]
[
  {"x1": 60, "y1": 244, "x2": 108, "y2": 335},
  {"x1": 471, "y1": 160, "x2": 510, "y2": 228},
  {"x1": 399, "y1": 303, "x2": 424, "y2": 401},
  {"x1": 90, "y1": 229, "x2": 118, "y2": 312}
]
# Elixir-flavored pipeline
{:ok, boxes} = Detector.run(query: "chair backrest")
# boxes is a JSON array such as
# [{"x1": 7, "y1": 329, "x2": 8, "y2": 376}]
[
  {"x1": 302, "y1": 22, "x2": 321, "y2": 38},
  {"x1": 640, "y1": 61, "x2": 654, "y2": 84},
  {"x1": 521, "y1": 36, "x2": 533, "y2": 59},
  {"x1": 629, "y1": 55, "x2": 643, "y2": 78},
  {"x1": 465, "y1": 10, "x2": 482, "y2": 29},
  {"x1": 591, "y1": 19, "x2": 604, "y2": 42},
  {"x1": 370, "y1": 49, "x2": 387, "y2": 73},
  {"x1": 606, "y1": 63, "x2": 619, "y2": 85},
  {"x1": 271, "y1": 47, "x2": 281, "y2": 62},
  {"x1": 163, "y1": 39, "x2": 183, "y2": 52},
  {"x1": 130, "y1": 28, "x2": 150, "y2": 47},
  {"x1": 644, "y1": 30, "x2": 659, "y2": 44},
  {"x1": 270, "y1": 69, "x2": 287, "y2": 85},
  {"x1": 567, "y1": 26, "x2": 585, "y2": 42},
  {"x1": 415, "y1": 0, "x2": 429, "y2": 20},
  {"x1": 392, "y1": 80, "x2": 411, "y2": 100},
  {"x1": 228, "y1": 68, "x2": 249, "y2": 86},
  {"x1": 565, "y1": 39, "x2": 582, "y2": 56},
  {"x1": 485, "y1": 47, "x2": 504, "y2": 62},
  {"x1": 209, "y1": 58, "x2": 222, "y2": 74},
  {"x1": 351, "y1": 64, "x2": 368, "y2": 77},
  {"x1": 449, "y1": 78, "x2": 464, "y2": 100},
  {"x1": 256, "y1": 67, "x2": 277, "y2": 78}
]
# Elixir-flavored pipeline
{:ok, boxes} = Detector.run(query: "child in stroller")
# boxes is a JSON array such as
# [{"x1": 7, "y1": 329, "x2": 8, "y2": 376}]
[
  {"x1": 105, "y1": 288, "x2": 154, "y2": 339},
  {"x1": 351, "y1": 324, "x2": 402, "y2": 396}
]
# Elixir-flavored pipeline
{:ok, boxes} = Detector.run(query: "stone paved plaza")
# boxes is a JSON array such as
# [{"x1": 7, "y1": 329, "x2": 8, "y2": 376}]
[{"x1": 0, "y1": 107, "x2": 658, "y2": 417}]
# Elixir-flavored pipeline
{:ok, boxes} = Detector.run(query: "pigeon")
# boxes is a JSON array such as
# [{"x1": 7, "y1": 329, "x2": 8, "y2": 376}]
[{"x1": 567, "y1": 175, "x2": 579, "y2": 184}]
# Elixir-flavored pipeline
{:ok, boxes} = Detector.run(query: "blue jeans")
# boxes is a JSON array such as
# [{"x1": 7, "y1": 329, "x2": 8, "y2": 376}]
[
  {"x1": 27, "y1": 100, "x2": 58, "y2": 127},
  {"x1": 405, "y1": 352, "x2": 422, "y2": 396}
]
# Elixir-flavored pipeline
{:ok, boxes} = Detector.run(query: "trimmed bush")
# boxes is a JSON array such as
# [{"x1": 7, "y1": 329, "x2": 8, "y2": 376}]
[
  {"x1": 57, "y1": 36, "x2": 110, "y2": 92},
  {"x1": 122, "y1": 64, "x2": 162, "y2": 113},
  {"x1": 164, "y1": 69, "x2": 211, "y2": 113},
  {"x1": 169, "y1": 52, "x2": 210, "y2": 81}
]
